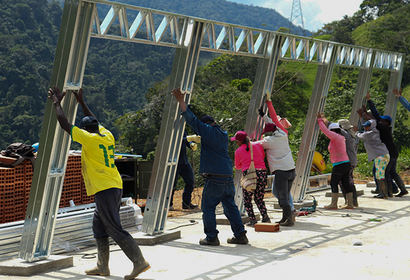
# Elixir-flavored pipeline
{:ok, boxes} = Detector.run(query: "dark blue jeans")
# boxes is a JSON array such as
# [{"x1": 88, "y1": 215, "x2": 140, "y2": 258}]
[
  {"x1": 274, "y1": 169, "x2": 296, "y2": 208},
  {"x1": 171, "y1": 163, "x2": 195, "y2": 206},
  {"x1": 93, "y1": 188, "x2": 129, "y2": 242},
  {"x1": 201, "y1": 177, "x2": 245, "y2": 240}
]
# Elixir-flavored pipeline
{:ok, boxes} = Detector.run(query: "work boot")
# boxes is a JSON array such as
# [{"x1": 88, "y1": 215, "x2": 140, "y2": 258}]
[
  {"x1": 117, "y1": 235, "x2": 150, "y2": 280},
  {"x1": 352, "y1": 185, "x2": 359, "y2": 207},
  {"x1": 324, "y1": 193, "x2": 339, "y2": 210},
  {"x1": 340, "y1": 192, "x2": 354, "y2": 209},
  {"x1": 262, "y1": 214, "x2": 270, "y2": 223},
  {"x1": 394, "y1": 175, "x2": 409, "y2": 197},
  {"x1": 199, "y1": 236, "x2": 220, "y2": 246},
  {"x1": 374, "y1": 179, "x2": 388, "y2": 199},
  {"x1": 280, "y1": 205, "x2": 294, "y2": 226},
  {"x1": 85, "y1": 237, "x2": 110, "y2": 276},
  {"x1": 291, "y1": 210, "x2": 297, "y2": 222},
  {"x1": 182, "y1": 202, "x2": 198, "y2": 209},
  {"x1": 227, "y1": 231, "x2": 249, "y2": 244},
  {"x1": 275, "y1": 211, "x2": 286, "y2": 224},
  {"x1": 386, "y1": 179, "x2": 394, "y2": 197}
]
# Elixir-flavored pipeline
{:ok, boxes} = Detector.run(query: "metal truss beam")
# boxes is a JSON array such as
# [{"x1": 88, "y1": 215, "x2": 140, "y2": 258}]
[{"x1": 85, "y1": 0, "x2": 403, "y2": 70}]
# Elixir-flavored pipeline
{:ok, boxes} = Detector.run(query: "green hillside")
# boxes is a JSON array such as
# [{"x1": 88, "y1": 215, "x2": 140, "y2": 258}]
[{"x1": 0, "y1": 0, "x2": 309, "y2": 149}]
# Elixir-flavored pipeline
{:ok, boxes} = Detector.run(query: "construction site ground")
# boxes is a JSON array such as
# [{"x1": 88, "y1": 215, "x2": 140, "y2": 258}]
[{"x1": 1, "y1": 180, "x2": 410, "y2": 280}]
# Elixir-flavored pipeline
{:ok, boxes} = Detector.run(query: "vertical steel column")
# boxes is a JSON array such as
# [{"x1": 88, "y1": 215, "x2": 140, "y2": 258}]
[
  {"x1": 349, "y1": 51, "x2": 375, "y2": 134},
  {"x1": 234, "y1": 34, "x2": 282, "y2": 207},
  {"x1": 19, "y1": 0, "x2": 94, "y2": 262},
  {"x1": 142, "y1": 19, "x2": 204, "y2": 235},
  {"x1": 384, "y1": 62, "x2": 404, "y2": 132},
  {"x1": 291, "y1": 44, "x2": 337, "y2": 202}
]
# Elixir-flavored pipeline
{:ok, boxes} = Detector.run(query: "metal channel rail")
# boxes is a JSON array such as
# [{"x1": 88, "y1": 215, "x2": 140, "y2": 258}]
[{"x1": 1, "y1": 200, "x2": 141, "y2": 261}]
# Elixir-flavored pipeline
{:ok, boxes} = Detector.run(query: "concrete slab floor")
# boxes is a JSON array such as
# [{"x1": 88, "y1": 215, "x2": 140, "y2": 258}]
[{"x1": 1, "y1": 184, "x2": 409, "y2": 280}]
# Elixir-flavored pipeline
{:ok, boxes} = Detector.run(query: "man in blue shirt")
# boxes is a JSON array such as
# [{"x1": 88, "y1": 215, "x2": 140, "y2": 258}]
[
  {"x1": 394, "y1": 88, "x2": 410, "y2": 112},
  {"x1": 171, "y1": 87, "x2": 248, "y2": 246}
]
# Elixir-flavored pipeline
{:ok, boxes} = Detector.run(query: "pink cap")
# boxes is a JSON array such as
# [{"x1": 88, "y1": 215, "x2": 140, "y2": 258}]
[
  {"x1": 231, "y1": 131, "x2": 248, "y2": 141},
  {"x1": 262, "y1": 123, "x2": 277, "y2": 134}
]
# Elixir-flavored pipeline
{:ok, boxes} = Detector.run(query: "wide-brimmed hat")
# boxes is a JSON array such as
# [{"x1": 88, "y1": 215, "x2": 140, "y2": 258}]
[
  {"x1": 338, "y1": 119, "x2": 353, "y2": 130},
  {"x1": 231, "y1": 131, "x2": 247, "y2": 141}
]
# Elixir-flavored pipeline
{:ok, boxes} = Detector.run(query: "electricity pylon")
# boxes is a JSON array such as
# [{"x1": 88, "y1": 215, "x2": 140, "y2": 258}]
[{"x1": 289, "y1": 0, "x2": 305, "y2": 36}]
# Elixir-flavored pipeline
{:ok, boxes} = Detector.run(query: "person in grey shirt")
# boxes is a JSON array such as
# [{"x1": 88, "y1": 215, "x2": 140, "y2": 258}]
[
  {"x1": 337, "y1": 119, "x2": 359, "y2": 207},
  {"x1": 353, "y1": 119, "x2": 390, "y2": 198}
]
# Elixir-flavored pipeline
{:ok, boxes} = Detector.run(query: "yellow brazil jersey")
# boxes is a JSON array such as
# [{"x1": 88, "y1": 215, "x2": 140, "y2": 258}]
[{"x1": 71, "y1": 125, "x2": 122, "y2": 196}]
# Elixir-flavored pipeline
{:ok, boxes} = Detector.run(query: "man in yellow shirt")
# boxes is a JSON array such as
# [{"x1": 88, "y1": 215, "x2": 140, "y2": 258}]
[{"x1": 48, "y1": 86, "x2": 150, "y2": 279}]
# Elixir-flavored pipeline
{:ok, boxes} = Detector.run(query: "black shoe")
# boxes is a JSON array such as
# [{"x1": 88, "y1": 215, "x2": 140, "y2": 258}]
[
  {"x1": 280, "y1": 219, "x2": 295, "y2": 227},
  {"x1": 227, "y1": 231, "x2": 248, "y2": 244},
  {"x1": 246, "y1": 220, "x2": 256, "y2": 227},
  {"x1": 262, "y1": 215, "x2": 270, "y2": 223},
  {"x1": 371, "y1": 189, "x2": 379, "y2": 194},
  {"x1": 183, "y1": 202, "x2": 198, "y2": 209},
  {"x1": 374, "y1": 194, "x2": 388, "y2": 199},
  {"x1": 199, "y1": 236, "x2": 220, "y2": 246},
  {"x1": 395, "y1": 190, "x2": 409, "y2": 197}
]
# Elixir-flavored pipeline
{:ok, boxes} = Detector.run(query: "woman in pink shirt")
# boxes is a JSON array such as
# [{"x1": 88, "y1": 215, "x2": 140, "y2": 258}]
[
  {"x1": 317, "y1": 112, "x2": 353, "y2": 209},
  {"x1": 232, "y1": 131, "x2": 269, "y2": 227}
]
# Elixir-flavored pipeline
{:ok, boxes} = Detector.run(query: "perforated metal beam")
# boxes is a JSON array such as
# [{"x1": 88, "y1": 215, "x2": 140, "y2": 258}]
[
  {"x1": 141, "y1": 19, "x2": 204, "y2": 235},
  {"x1": 234, "y1": 33, "x2": 283, "y2": 207},
  {"x1": 19, "y1": 0, "x2": 94, "y2": 262},
  {"x1": 291, "y1": 44, "x2": 337, "y2": 201}
]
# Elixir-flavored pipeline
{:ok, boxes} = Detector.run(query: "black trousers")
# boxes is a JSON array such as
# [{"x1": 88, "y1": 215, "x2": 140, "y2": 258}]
[
  {"x1": 330, "y1": 162, "x2": 351, "y2": 193},
  {"x1": 93, "y1": 188, "x2": 129, "y2": 242}
]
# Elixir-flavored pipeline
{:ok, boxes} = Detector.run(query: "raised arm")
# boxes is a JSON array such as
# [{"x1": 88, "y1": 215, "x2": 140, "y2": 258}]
[
  {"x1": 48, "y1": 86, "x2": 72, "y2": 133},
  {"x1": 73, "y1": 88, "x2": 96, "y2": 119},
  {"x1": 171, "y1": 87, "x2": 187, "y2": 112},
  {"x1": 366, "y1": 92, "x2": 381, "y2": 121},
  {"x1": 264, "y1": 90, "x2": 288, "y2": 134},
  {"x1": 394, "y1": 88, "x2": 410, "y2": 112},
  {"x1": 316, "y1": 112, "x2": 339, "y2": 140}
]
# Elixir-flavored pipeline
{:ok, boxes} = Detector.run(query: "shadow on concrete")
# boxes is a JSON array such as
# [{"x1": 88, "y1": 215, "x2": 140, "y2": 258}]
[{"x1": 162, "y1": 205, "x2": 410, "y2": 280}]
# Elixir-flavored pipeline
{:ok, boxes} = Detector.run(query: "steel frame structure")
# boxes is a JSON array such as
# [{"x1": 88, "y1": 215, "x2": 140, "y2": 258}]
[{"x1": 18, "y1": 0, "x2": 404, "y2": 261}]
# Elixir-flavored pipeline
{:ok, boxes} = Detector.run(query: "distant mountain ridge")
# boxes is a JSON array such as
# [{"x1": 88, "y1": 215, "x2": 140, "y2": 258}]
[{"x1": 97, "y1": 0, "x2": 310, "y2": 35}]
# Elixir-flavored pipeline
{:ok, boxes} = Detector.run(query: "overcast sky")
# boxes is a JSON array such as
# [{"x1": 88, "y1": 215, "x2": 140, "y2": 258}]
[{"x1": 229, "y1": 0, "x2": 363, "y2": 32}]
